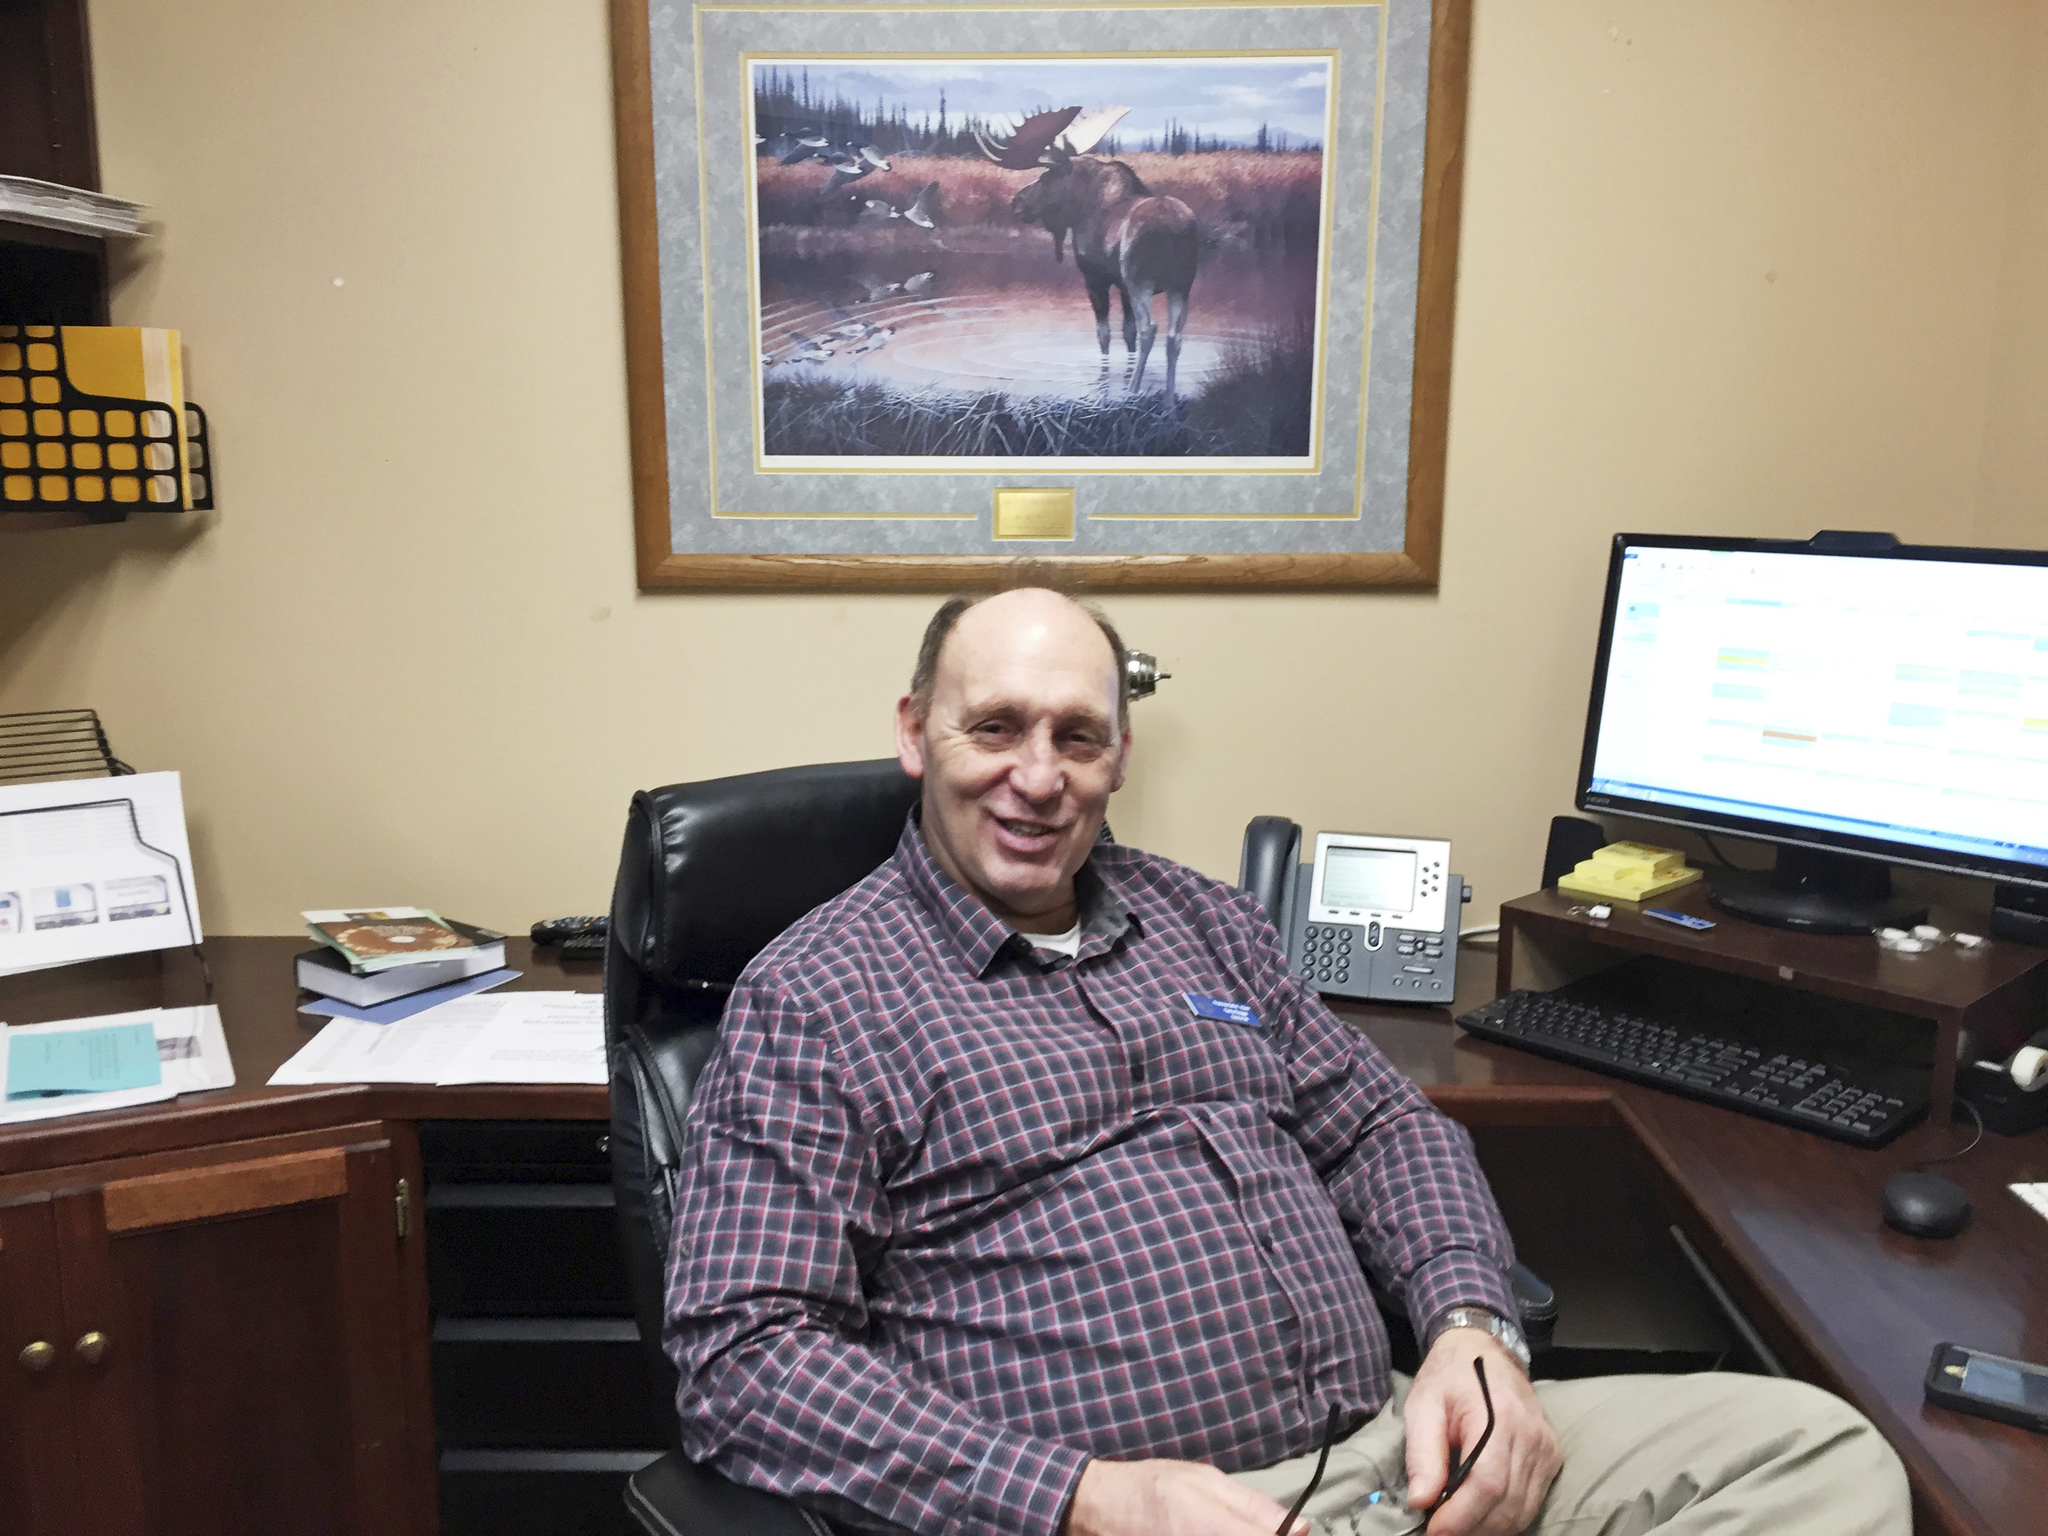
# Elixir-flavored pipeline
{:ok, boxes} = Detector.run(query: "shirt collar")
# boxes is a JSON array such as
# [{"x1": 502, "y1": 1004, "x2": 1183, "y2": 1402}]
[{"x1": 895, "y1": 810, "x2": 1136, "y2": 975}]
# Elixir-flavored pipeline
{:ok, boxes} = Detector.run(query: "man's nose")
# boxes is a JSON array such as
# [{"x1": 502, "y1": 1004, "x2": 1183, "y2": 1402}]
[{"x1": 1007, "y1": 729, "x2": 1065, "y2": 801}]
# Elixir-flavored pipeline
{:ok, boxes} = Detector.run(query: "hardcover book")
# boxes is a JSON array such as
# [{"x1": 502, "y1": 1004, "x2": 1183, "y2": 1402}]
[{"x1": 303, "y1": 908, "x2": 488, "y2": 972}]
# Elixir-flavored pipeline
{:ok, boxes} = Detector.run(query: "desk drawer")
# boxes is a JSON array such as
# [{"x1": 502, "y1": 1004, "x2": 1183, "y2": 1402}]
[
  {"x1": 425, "y1": 1183, "x2": 633, "y2": 1316},
  {"x1": 434, "y1": 1318, "x2": 671, "y2": 1448}
]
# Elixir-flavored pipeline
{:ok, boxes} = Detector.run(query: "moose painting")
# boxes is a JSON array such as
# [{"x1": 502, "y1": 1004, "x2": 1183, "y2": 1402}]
[{"x1": 750, "y1": 55, "x2": 1332, "y2": 466}]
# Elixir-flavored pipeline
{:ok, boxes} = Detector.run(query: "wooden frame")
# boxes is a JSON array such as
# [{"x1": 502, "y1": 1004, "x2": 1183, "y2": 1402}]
[{"x1": 611, "y1": 0, "x2": 1472, "y2": 589}]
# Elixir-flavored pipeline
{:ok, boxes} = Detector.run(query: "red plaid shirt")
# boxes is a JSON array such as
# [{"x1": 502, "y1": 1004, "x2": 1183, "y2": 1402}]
[{"x1": 666, "y1": 818, "x2": 1517, "y2": 1536}]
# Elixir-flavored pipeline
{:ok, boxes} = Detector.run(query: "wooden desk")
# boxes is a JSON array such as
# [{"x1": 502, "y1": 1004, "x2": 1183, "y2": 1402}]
[{"x1": 3, "y1": 937, "x2": 2043, "y2": 1536}]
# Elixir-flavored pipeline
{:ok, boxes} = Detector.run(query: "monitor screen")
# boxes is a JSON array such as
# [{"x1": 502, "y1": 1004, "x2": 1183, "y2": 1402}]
[{"x1": 1578, "y1": 536, "x2": 2048, "y2": 887}]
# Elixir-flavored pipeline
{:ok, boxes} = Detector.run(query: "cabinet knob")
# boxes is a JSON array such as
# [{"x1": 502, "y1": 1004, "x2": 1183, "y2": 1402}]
[
  {"x1": 73, "y1": 1331, "x2": 108, "y2": 1365},
  {"x1": 17, "y1": 1341, "x2": 56, "y2": 1373}
]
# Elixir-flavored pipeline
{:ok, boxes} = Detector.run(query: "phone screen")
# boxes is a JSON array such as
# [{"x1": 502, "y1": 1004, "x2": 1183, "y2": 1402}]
[
  {"x1": 1320, "y1": 848, "x2": 1416, "y2": 913},
  {"x1": 1962, "y1": 1355, "x2": 2048, "y2": 1410}
]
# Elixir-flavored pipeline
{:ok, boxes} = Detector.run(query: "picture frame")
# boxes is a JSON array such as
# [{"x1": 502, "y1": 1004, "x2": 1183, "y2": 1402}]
[{"x1": 610, "y1": 0, "x2": 1471, "y2": 589}]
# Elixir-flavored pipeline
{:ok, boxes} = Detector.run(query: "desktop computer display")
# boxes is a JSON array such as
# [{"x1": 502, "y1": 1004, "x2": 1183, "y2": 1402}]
[{"x1": 1577, "y1": 533, "x2": 2048, "y2": 932}]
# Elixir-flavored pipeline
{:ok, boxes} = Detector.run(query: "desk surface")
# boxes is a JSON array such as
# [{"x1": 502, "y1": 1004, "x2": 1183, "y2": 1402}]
[{"x1": 2, "y1": 936, "x2": 2043, "y2": 1536}]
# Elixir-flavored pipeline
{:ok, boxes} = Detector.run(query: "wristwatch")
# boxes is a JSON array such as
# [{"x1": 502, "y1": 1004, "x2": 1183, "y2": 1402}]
[{"x1": 1425, "y1": 1305, "x2": 1532, "y2": 1372}]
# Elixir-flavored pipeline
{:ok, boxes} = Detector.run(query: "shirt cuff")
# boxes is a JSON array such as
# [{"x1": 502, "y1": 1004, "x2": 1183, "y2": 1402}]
[
  {"x1": 961, "y1": 1428, "x2": 1091, "y2": 1536},
  {"x1": 1402, "y1": 1248, "x2": 1520, "y2": 1343}
]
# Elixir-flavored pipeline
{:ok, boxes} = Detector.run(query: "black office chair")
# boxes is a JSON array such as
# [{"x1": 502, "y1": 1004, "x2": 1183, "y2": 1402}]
[{"x1": 605, "y1": 758, "x2": 1555, "y2": 1536}]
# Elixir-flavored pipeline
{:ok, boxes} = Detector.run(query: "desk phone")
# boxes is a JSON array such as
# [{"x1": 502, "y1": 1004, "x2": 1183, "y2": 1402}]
[{"x1": 1239, "y1": 817, "x2": 1468, "y2": 1003}]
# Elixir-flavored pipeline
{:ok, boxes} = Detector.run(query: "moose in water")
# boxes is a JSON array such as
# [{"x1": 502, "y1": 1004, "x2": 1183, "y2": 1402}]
[{"x1": 979, "y1": 107, "x2": 1198, "y2": 396}]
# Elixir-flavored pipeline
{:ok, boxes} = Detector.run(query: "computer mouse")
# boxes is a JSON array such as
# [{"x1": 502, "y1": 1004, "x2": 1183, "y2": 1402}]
[{"x1": 1881, "y1": 1171, "x2": 1971, "y2": 1239}]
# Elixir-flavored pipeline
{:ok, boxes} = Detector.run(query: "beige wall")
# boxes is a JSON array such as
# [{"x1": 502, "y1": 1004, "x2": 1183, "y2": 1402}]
[
  {"x1": 1975, "y1": 1, "x2": 2048, "y2": 548},
  {"x1": 0, "y1": 1, "x2": 2035, "y2": 936}
]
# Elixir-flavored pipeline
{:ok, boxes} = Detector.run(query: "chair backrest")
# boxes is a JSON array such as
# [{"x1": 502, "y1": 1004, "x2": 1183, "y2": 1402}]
[{"x1": 604, "y1": 758, "x2": 922, "y2": 1430}]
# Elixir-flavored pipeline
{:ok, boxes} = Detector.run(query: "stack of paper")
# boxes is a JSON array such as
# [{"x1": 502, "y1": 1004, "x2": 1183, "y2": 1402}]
[
  {"x1": 1, "y1": 1005, "x2": 235, "y2": 1125},
  {"x1": 1557, "y1": 841, "x2": 1704, "y2": 903},
  {"x1": 268, "y1": 992, "x2": 605, "y2": 1088},
  {"x1": 0, "y1": 175, "x2": 146, "y2": 237}
]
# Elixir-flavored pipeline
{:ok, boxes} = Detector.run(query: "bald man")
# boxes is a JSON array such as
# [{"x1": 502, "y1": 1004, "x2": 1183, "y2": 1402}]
[{"x1": 664, "y1": 585, "x2": 1908, "y2": 1536}]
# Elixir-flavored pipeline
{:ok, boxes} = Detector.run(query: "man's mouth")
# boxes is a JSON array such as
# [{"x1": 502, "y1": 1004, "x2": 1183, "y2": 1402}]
[{"x1": 996, "y1": 817, "x2": 1060, "y2": 842}]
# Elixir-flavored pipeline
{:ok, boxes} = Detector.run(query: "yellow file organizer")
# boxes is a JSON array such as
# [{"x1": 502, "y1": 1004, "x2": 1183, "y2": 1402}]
[{"x1": 0, "y1": 325, "x2": 214, "y2": 515}]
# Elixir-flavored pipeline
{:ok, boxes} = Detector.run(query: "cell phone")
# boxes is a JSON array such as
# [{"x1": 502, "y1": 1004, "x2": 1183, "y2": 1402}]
[{"x1": 1924, "y1": 1342, "x2": 2048, "y2": 1433}]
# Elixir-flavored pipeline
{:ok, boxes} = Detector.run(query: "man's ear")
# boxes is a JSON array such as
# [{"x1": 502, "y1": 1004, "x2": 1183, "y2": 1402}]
[
  {"x1": 1108, "y1": 726, "x2": 1133, "y2": 793},
  {"x1": 894, "y1": 694, "x2": 929, "y2": 780}
]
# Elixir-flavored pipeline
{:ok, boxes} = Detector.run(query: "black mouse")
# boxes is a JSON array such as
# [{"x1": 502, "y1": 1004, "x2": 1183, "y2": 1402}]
[{"x1": 1881, "y1": 1171, "x2": 1971, "y2": 1239}]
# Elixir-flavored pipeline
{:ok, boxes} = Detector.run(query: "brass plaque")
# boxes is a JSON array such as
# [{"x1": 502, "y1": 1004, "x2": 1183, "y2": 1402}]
[{"x1": 992, "y1": 487, "x2": 1076, "y2": 541}]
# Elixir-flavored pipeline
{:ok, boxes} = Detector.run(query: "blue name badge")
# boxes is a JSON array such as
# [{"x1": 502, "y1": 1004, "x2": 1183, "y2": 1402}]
[{"x1": 1184, "y1": 992, "x2": 1262, "y2": 1029}]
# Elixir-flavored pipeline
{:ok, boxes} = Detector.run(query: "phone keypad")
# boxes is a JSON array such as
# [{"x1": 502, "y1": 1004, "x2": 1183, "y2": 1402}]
[{"x1": 1298, "y1": 924, "x2": 1354, "y2": 989}]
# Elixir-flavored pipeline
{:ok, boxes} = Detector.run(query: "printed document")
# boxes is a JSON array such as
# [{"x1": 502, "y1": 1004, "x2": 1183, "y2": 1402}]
[
  {"x1": 0, "y1": 772, "x2": 202, "y2": 976},
  {"x1": 268, "y1": 991, "x2": 605, "y2": 1087},
  {"x1": 0, "y1": 1005, "x2": 234, "y2": 1125}
]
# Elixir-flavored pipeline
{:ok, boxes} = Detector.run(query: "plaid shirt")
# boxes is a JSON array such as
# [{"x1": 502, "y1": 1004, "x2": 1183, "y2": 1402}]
[{"x1": 666, "y1": 818, "x2": 1517, "y2": 1536}]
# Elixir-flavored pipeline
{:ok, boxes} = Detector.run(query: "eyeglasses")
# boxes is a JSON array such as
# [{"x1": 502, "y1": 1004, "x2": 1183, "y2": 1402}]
[
  {"x1": 1272, "y1": 1359, "x2": 1494, "y2": 1536},
  {"x1": 1434, "y1": 1357, "x2": 1495, "y2": 1511},
  {"x1": 1275, "y1": 1403, "x2": 1345, "y2": 1536}
]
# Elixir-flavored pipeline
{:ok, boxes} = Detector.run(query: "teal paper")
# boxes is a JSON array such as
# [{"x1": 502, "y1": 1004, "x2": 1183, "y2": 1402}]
[{"x1": 6, "y1": 1022, "x2": 163, "y2": 1096}]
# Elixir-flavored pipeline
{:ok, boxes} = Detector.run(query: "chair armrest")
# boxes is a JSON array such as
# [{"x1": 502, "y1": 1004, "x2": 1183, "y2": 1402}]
[
  {"x1": 626, "y1": 1451, "x2": 841, "y2": 1536},
  {"x1": 1509, "y1": 1261, "x2": 1558, "y2": 1356}
]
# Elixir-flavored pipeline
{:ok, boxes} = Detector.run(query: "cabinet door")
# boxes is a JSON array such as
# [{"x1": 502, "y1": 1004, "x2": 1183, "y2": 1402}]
[
  {"x1": 50, "y1": 1129, "x2": 418, "y2": 1536},
  {"x1": 0, "y1": 1194, "x2": 82, "y2": 1536}
]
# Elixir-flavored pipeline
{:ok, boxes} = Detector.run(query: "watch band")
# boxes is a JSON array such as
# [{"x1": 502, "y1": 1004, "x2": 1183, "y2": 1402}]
[{"x1": 1426, "y1": 1305, "x2": 1532, "y2": 1372}]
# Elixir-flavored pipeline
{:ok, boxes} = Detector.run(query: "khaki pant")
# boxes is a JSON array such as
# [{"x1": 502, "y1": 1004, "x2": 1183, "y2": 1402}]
[{"x1": 1228, "y1": 1373, "x2": 1909, "y2": 1536}]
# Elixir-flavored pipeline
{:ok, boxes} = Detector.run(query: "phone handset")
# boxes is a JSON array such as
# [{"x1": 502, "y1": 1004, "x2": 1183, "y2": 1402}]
[{"x1": 1238, "y1": 818, "x2": 1468, "y2": 1004}]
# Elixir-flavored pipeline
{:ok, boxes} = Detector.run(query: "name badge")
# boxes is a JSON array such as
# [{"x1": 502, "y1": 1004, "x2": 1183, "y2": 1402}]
[{"x1": 1184, "y1": 992, "x2": 1262, "y2": 1028}]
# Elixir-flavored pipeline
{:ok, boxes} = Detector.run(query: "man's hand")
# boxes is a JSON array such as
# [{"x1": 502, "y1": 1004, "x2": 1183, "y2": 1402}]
[
  {"x1": 1065, "y1": 1457, "x2": 1307, "y2": 1536},
  {"x1": 1402, "y1": 1329, "x2": 1560, "y2": 1536}
]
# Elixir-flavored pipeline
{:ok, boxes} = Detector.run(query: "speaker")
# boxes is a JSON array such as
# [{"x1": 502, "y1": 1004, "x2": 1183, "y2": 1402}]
[
  {"x1": 1990, "y1": 883, "x2": 2048, "y2": 947},
  {"x1": 1542, "y1": 816, "x2": 1607, "y2": 890}
]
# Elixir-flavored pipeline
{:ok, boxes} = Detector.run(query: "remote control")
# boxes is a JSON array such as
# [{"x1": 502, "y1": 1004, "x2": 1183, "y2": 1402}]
[
  {"x1": 557, "y1": 931, "x2": 608, "y2": 963},
  {"x1": 1644, "y1": 907, "x2": 1715, "y2": 931},
  {"x1": 531, "y1": 916, "x2": 609, "y2": 946}
]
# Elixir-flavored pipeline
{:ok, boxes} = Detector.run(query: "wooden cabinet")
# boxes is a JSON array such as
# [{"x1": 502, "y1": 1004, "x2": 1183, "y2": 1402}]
[{"x1": 0, "y1": 1122, "x2": 431, "y2": 1536}]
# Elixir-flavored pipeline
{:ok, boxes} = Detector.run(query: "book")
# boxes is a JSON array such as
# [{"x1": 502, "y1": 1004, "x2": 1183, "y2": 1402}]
[
  {"x1": 302, "y1": 908, "x2": 495, "y2": 973},
  {"x1": 295, "y1": 940, "x2": 508, "y2": 1006}
]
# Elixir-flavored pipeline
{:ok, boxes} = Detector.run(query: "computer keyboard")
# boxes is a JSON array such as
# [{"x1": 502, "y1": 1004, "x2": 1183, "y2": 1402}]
[{"x1": 1457, "y1": 989, "x2": 1927, "y2": 1147}]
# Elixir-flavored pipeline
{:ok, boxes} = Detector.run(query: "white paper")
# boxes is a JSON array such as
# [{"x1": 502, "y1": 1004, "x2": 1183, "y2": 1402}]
[
  {"x1": 0, "y1": 772, "x2": 203, "y2": 975},
  {"x1": 267, "y1": 993, "x2": 513, "y2": 1086},
  {"x1": 437, "y1": 992, "x2": 607, "y2": 1086},
  {"x1": 157, "y1": 1004, "x2": 236, "y2": 1094},
  {"x1": 0, "y1": 1008, "x2": 180, "y2": 1124},
  {"x1": 2012, "y1": 1183, "x2": 2048, "y2": 1224}
]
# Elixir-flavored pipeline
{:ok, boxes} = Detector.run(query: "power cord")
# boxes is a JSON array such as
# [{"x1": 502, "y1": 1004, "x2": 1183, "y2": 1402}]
[
  {"x1": 1916, "y1": 1097, "x2": 1985, "y2": 1169},
  {"x1": 1698, "y1": 831, "x2": 1765, "y2": 872}
]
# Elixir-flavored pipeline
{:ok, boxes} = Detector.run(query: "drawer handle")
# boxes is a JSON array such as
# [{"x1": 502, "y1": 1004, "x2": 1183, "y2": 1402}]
[
  {"x1": 74, "y1": 1331, "x2": 108, "y2": 1366},
  {"x1": 18, "y1": 1340, "x2": 56, "y2": 1373}
]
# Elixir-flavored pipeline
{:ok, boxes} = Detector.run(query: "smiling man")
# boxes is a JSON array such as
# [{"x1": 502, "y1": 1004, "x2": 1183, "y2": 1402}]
[{"x1": 664, "y1": 581, "x2": 1908, "y2": 1536}]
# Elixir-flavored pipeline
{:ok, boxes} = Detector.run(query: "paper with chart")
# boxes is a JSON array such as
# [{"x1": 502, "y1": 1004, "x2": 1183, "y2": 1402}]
[{"x1": 0, "y1": 771, "x2": 202, "y2": 976}]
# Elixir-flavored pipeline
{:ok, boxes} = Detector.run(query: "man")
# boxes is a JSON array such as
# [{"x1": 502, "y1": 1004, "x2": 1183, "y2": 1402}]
[{"x1": 666, "y1": 583, "x2": 1909, "y2": 1536}]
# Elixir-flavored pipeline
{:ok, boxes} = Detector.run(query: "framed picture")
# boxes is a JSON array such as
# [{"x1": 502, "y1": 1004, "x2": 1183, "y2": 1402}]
[{"x1": 611, "y1": 0, "x2": 1470, "y2": 588}]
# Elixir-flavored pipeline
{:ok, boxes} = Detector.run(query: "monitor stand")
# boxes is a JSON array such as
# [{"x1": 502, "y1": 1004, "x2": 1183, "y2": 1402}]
[{"x1": 1705, "y1": 845, "x2": 1927, "y2": 935}]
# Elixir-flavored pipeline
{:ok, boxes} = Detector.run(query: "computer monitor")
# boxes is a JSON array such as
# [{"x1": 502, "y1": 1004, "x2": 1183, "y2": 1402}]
[{"x1": 1576, "y1": 531, "x2": 2048, "y2": 933}]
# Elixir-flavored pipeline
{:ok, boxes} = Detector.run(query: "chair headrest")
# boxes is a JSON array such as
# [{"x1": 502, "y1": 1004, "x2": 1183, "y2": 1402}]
[{"x1": 611, "y1": 758, "x2": 921, "y2": 991}]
